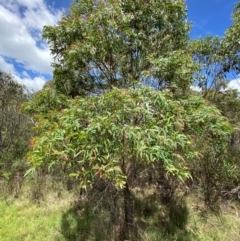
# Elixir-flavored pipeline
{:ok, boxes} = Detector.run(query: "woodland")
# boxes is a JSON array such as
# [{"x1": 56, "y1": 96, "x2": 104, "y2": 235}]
[{"x1": 1, "y1": 0, "x2": 240, "y2": 240}]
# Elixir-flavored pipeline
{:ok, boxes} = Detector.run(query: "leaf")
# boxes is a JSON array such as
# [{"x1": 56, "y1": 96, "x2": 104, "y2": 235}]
[{"x1": 24, "y1": 167, "x2": 36, "y2": 177}]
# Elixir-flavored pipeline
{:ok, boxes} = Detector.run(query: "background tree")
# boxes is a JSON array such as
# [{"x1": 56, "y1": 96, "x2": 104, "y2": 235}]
[
  {"x1": 0, "y1": 70, "x2": 33, "y2": 195},
  {"x1": 188, "y1": 2, "x2": 240, "y2": 198},
  {"x1": 222, "y1": 2, "x2": 240, "y2": 74},
  {"x1": 190, "y1": 36, "x2": 226, "y2": 97},
  {"x1": 190, "y1": 2, "x2": 240, "y2": 98}
]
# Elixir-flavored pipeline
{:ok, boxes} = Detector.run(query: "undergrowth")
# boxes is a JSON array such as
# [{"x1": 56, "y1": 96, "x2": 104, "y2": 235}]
[{"x1": 0, "y1": 178, "x2": 240, "y2": 241}]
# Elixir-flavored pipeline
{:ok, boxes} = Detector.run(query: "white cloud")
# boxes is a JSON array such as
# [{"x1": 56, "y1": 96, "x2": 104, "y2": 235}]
[
  {"x1": 0, "y1": 3, "x2": 61, "y2": 74},
  {"x1": 14, "y1": 74, "x2": 47, "y2": 92},
  {"x1": 0, "y1": 55, "x2": 16, "y2": 74},
  {"x1": 190, "y1": 85, "x2": 201, "y2": 92},
  {"x1": 227, "y1": 78, "x2": 240, "y2": 92},
  {"x1": 0, "y1": 0, "x2": 63, "y2": 91},
  {"x1": 191, "y1": 79, "x2": 240, "y2": 93},
  {"x1": 0, "y1": 54, "x2": 46, "y2": 92}
]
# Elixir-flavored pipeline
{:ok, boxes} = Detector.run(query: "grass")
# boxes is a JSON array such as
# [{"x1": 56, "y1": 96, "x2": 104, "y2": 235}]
[
  {"x1": 187, "y1": 198, "x2": 240, "y2": 241},
  {"x1": 0, "y1": 176, "x2": 75, "y2": 241},
  {"x1": 0, "y1": 188, "x2": 240, "y2": 241},
  {"x1": 135, "y1": 198, "x2": 240, "y2": 241},
  {"x1": 0, "y1": 198, "x2": 68, "y2": 241}
]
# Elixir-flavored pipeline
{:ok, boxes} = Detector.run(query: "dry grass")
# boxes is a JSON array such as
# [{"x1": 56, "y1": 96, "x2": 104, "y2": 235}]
[{"x1": 1, "y1": 183, "x2": 240, "y2": 241}]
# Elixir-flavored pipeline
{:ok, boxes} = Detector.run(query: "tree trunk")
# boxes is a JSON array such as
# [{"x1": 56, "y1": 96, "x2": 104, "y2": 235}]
[{"x1": 122, "y1": 183, "x2": 133, "y2": 240}]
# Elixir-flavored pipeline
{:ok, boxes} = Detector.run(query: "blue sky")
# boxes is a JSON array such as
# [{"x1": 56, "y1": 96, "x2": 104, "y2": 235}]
[
  {"x1": 187, "y1": 0, "x2": 237, "y2": 38},
  {"x1": 0, "y1": 0, "x2": 238, "y2": 91}
]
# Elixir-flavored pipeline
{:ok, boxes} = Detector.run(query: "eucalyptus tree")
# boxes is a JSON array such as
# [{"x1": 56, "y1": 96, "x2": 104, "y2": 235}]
[
  {"x1": 23, "y1": 0, "x2": 235, "y2": 238},
  {"x1": 24, "y1": 87, "x2": 231, "y2": 238},
  {"x1": 43, "y1": 0, "x2": 195, "y2": 96}
]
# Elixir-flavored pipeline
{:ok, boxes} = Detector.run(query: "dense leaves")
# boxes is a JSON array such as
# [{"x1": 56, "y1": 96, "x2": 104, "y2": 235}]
[
  {"x1": 43, "y1": 0, "x2": 195, "y2": 96},
  {"x1": 25, "y1": 87, "x2": 231, "y2": 190}
]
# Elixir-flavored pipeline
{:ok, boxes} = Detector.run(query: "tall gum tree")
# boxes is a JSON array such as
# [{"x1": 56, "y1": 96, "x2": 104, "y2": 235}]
[
  {"x1": 43, "y1": 0, "x2": 195, "y2": 97},
  {"x1": 24, "y1": 0, "x2": 234, "y2": 239}
]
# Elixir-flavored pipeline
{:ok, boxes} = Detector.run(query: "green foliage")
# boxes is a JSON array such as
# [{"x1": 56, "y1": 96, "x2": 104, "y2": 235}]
[
  {"x1": 190, "y1": 36, "x2": 226, "y2": 95},
  {"x1": 205, "y1": 88, "x2": 240, "y2": 126},
  {"x1": 184, "y1": 94, "x2": 235, "y2": 203},
  {"x1": 25, "y1": 87, "x2": 231, "y2": 191},
  {"x1": 22, "y1": 88, "x2": 69, "y2": 115},
  {"x1": 43, "y1": 0, "x2": 194, "y2": 96},
  {"x1": 222, "y1": 2, "x2": 240, "y2": 73},
  {"x1": 0, "y1": 70, "x2": 32, "y2": 182}
]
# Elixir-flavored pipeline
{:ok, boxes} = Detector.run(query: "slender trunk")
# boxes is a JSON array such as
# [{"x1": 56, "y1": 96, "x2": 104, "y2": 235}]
[
  {"x1": 0, "y1": 130, "x2": 2, "y2": 154},
  {"x1": 110, "y1": 194, "x2": 118, "y2": 225},
  {"x1": 122, "y1": 183, "x2": 133, "y2": 240},
  {"x1": 0, "y1": 128, "x2": 4, "y2": 159}
]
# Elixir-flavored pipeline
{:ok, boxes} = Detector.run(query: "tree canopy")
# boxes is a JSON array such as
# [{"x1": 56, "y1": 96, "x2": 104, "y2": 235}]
[
  {"x1": 26, "y1": 87, "x2": 231, "y2": 189},
  {"x1": 43, "y1": 0, "x2": 195, "y2": 96}
]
